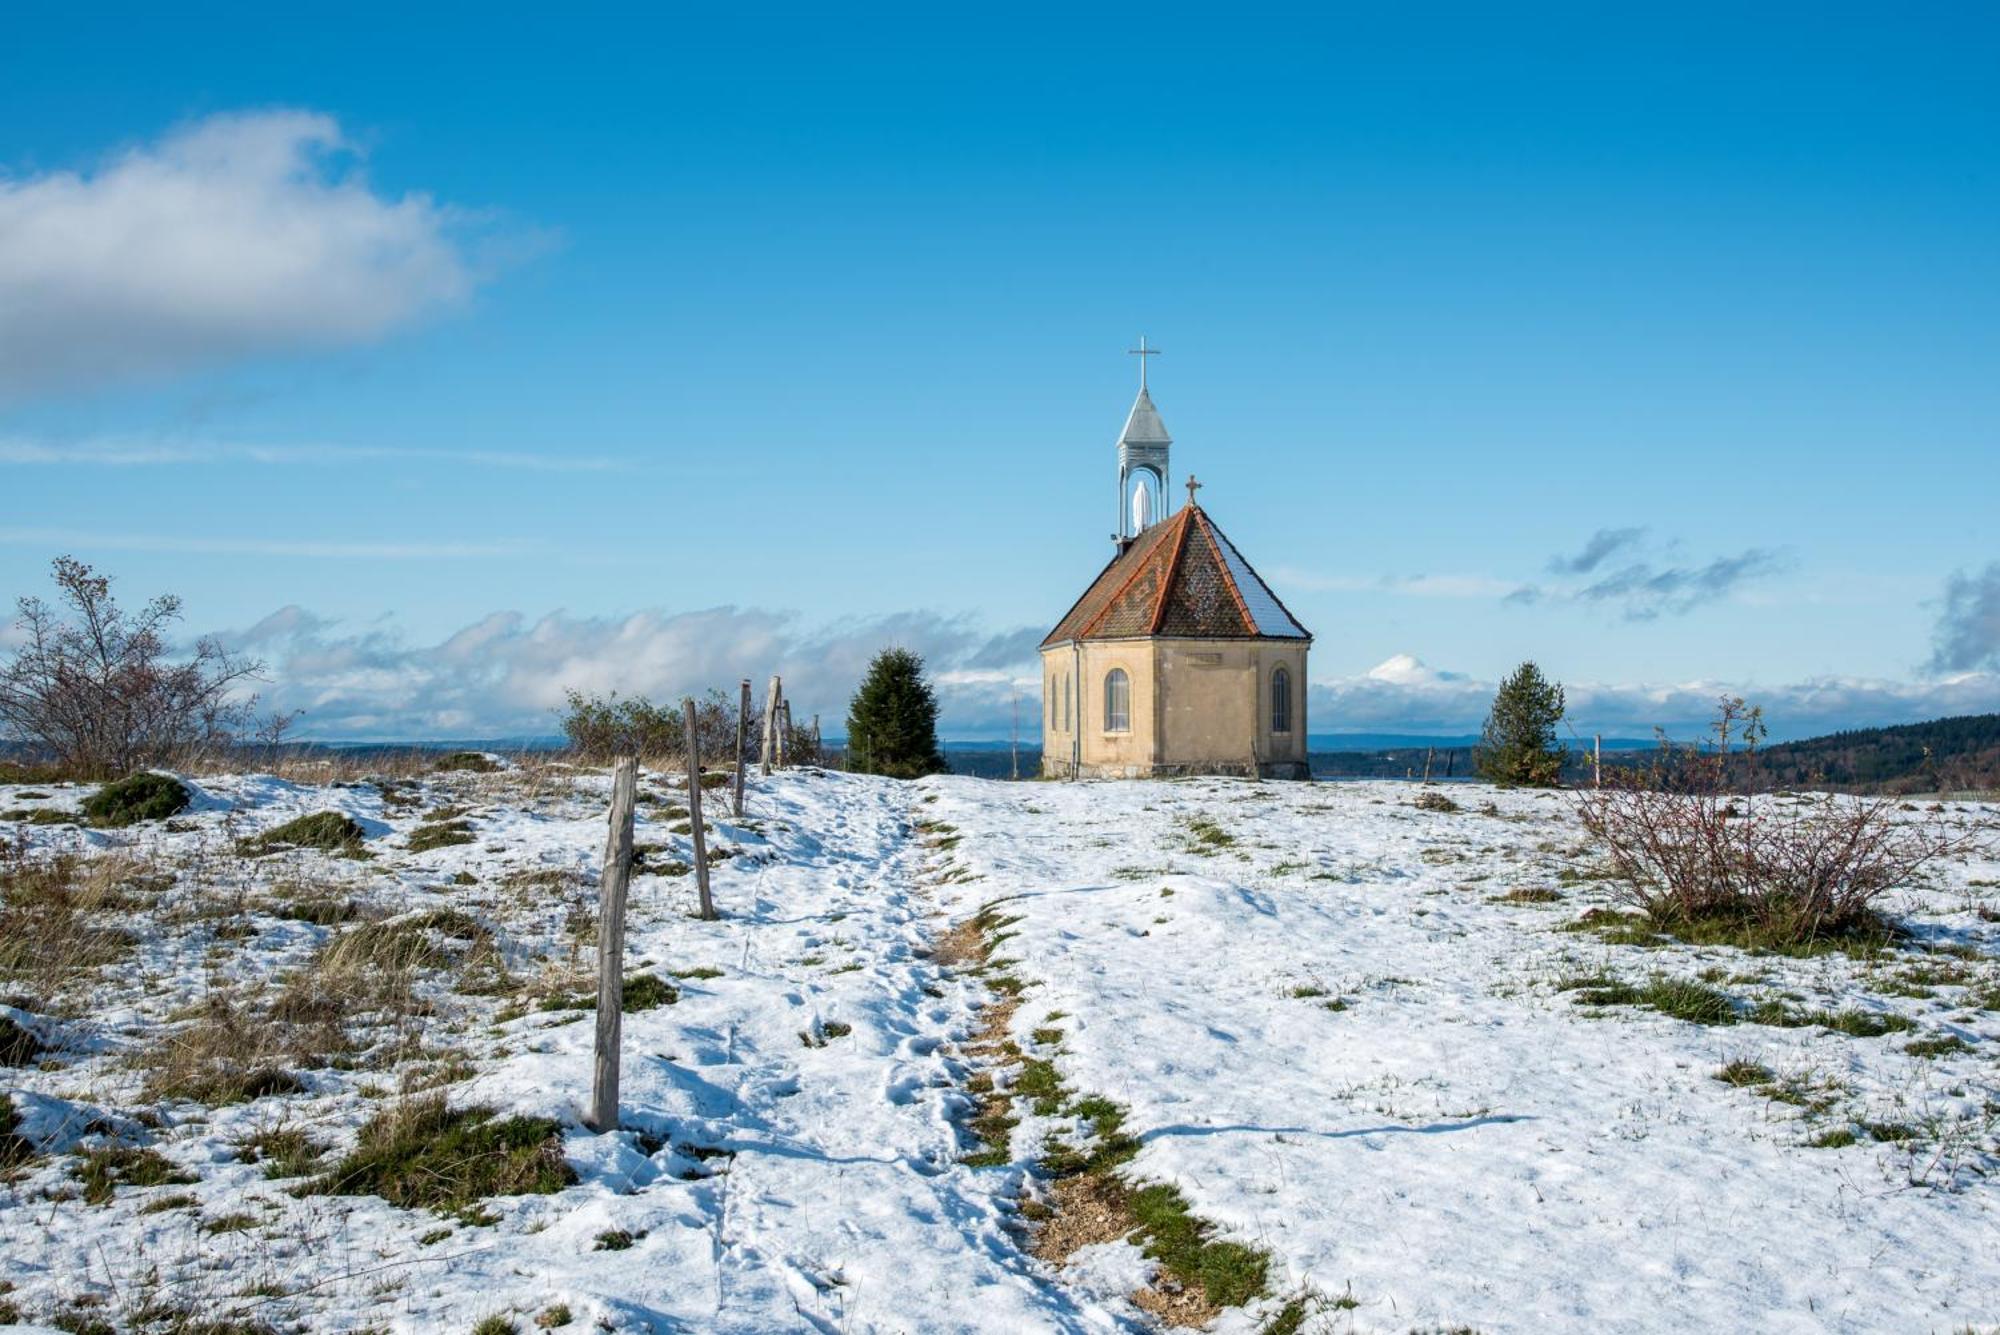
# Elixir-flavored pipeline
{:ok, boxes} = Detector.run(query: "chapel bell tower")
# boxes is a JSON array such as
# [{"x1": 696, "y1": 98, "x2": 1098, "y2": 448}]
[{"x1": 1116, "y1": 336, "x2": 1172, "y2": 548}]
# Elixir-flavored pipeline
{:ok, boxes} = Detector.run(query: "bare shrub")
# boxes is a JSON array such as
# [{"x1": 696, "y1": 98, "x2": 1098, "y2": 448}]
[
  {"x1": 0, "y1": 556, "x2": 283, "y2": 778},
  {"x1": 1579, "y1": 698, "x2": 1989, "y2": 946},
  {"x1": 560, "y1": 687, "x2": 761, "y2": 767}
]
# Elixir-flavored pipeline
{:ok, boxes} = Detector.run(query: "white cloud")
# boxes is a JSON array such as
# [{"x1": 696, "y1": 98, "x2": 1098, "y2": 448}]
[
  {"x1": 0, "y1": 110, "x2": 505, "y2": 397},
  {"x1": 221, "y1": 604, "x2": 1043, "y2": 740}
]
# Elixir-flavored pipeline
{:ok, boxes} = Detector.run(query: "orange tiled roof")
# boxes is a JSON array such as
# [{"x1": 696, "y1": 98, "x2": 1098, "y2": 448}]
[{"x1": 1041, "y1": 504, "x2": 1311, "y2": 647}]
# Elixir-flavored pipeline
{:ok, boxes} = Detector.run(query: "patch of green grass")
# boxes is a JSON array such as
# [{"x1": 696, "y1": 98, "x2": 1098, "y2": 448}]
[
  {"x1": 241, "y1": 811, "x2": 368, "y2": 855},
  {"x1": 622, "y1": 973, "x2": 679, "y2": 1012},
  {"x1": 81, "y1": 773, "x2": 189, "y2": 827},
  {"x1": 1184, "y1": 816, "x2": 1235, "y2": 852},
  {"x1": 435, "y1": 751, "x2": 501, "y2": 773},
  {"x1": 1804, "y1": 1127, "x2": 1857, "y2": 1148},
  {"x1": 671, "y1": 966, "x2": 723, "y2": 980},
  {"x1": 72, "y1": 1145, "x2": 196, "y2": 1205},
  {"x1": 311, "y1": 1096, "x2": 574, "y2": 1216},
  {"x1": 1905, "y1": 1034, "x2": 1975, "y2": 1058},
  {"x1": 1713, "y1": 1059, "x2": 1774, "y2": 1087},
  {"x1": 470, "y1": 1317, "x2": 518, "y2": 1335},
  {"x1": 592, "y1": 1227, "x2": 644, "y2": 1251},
  {"x1": 1571, "y1": 976, "x2": 1737, "y2": 1025},
  {"x1": 536, "y1": 1305, "x2": 573, "y2": 1329},
  {"x1": 1745, "y1": 1001, "x2": 1915, "y2": 1037},
  {"x1": 407, "y1": 819, "x2": 477, "y2": 853},
  {"x1": 1030, "y1": 1026, "x2": 1064, "y2": 1045},
  {"x1": 1288, "y1": 984, "x2": 1327, "y2": 999},
  {"x1": 1015, "y1": 1057, "x2": 1067, "y2": 1115},
  {"x1": 1127, "y1": 1181, "x2": 1269, "y2": 1307}
]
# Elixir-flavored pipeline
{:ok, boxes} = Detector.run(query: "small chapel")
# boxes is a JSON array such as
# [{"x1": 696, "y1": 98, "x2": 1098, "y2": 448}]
[{"x1": 1041, "y1": 346, "x2": 1313, "y2": 779}]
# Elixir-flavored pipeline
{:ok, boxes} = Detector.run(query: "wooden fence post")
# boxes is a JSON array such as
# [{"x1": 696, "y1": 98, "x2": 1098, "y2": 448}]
[
  {"x1": 683, "y1": 697, "x2": 717, "y2": 921},
  {"x1": 1593, "y1": 734, "x2": 1603, "y2": 789},
  {"x1": 732, "y1": 678, "x2": 750, "y2": 818},
  {"x1": 759, "y1": 676, "x2": 782, "y2": 775},
  {"x1": 589, "y1": 756, "x2": 637, "y2": 1133},
  {"x1": 776, "y1": 698, "x2": 790, "y2": 769},
  {"x1": 1422, "y1": 746, "x2": 1435, "y2": 784}
]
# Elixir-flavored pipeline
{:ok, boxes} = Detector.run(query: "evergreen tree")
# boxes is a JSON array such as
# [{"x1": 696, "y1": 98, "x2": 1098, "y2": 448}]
[
  {"x1": 1476, "y1": 661, "x2": 1568, "y2": 787},
  {"x1": 846, "y1": 648, "x2": 947, "y2": 778}
]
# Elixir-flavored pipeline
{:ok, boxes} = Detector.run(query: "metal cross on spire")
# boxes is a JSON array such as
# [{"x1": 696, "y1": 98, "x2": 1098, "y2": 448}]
[
  {"x1": 1185, "y1": 474, "x2": 1202, "y2": 506},
  {"x1": 1128, "y1": 336, "x2": 1161, "y2": 390}
]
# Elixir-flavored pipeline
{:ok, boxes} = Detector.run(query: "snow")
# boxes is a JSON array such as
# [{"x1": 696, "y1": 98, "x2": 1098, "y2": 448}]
[{"x1": 1, "y1": 768, "x2": 1997, "y2": 1333}]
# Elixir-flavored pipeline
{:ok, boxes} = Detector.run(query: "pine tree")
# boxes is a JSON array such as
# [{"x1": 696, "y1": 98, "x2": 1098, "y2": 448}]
[
  {"x1": 1476, "y1": 661, "x2": 1568, "y2": 787},
  {"x1": 846, "y1": 648, "x2": 947, "y2": 779}
]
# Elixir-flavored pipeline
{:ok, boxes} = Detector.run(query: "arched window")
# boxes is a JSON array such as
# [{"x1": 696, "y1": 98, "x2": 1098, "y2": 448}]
[
  {"x1": 1104, "y1": 668, "x2": 1131, "y2": 733},
  {"x1": 1271, "y1": 665, "x2": 1292, "y2": 734}
]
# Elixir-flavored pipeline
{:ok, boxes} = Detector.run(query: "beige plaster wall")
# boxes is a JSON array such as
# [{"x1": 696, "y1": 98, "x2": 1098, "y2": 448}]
[{"x1": 1043, "y1": 637, "x2": 1310, "y2": 778}]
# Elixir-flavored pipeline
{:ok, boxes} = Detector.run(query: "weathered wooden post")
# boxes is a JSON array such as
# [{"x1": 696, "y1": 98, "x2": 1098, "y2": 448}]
[
  {"x1": 776, "y1": 698, "x2": 791, "y2": 769},
  {"x1": 589, "y1": 756, "x2": 637, "y2": 1133},
  {"x1": 1422, "y1": 746, "x2": 1435, "y2": 784},
  {"x1": 683, "y1": 697, "x2": 717, "y2": 921},
  {"x1": 759, "y1": 675, "x2": 782, "y2": 775},
  {"x1": 1593, "y1": 734, "x2": 1603, "y2": 789},
  {"x1": 732, "y1": 677, "x2": 750, "y2": 818}
]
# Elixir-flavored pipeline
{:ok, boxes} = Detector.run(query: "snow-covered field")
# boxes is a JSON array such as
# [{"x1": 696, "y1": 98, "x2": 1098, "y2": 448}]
[{"x1": 1, "y1": 766, "x2": 1996, "y2": 1333}]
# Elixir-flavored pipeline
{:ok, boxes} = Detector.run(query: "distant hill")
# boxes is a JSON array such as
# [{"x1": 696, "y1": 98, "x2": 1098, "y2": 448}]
[{"x1": 1728, "y1": 713, "x2": 2000, "y2": 794}]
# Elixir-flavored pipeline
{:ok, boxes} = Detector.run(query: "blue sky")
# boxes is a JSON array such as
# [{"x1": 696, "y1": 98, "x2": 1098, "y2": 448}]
[{"x1": 3, "y1": 5, "x2": 1997, "y2": 740}]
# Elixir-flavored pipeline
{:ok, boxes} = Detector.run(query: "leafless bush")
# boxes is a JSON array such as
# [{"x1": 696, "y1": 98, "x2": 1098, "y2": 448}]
[
  {"x1": 1579, "y1": 698, "x2": 1990, "y2": 944},
  {"x1": 0, "y1": 556, "x2": 289, "y2": 778},
  {"x1": 560, "y1": 687, "x2": 763, "y2": 766}
]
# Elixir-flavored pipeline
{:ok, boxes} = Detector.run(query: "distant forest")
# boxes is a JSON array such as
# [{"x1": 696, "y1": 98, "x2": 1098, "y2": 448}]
[{"x1": 1720, "y1": 713, "x2": 2000, "y2": 795}]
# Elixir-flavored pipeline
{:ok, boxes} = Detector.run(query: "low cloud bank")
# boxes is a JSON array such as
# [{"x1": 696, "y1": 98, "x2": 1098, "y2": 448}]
[
  {"x1": 203, "y1": 603, "x2": 2000, "y2": 745},
  {"x1": 225, "y1": 604, "x2": 1041, "y2": 741}
]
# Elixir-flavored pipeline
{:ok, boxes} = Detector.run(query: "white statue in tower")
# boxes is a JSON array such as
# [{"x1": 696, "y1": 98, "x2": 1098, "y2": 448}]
[{"x1": 1131, "y1": 480, "x2": 1154, "y2": 533}]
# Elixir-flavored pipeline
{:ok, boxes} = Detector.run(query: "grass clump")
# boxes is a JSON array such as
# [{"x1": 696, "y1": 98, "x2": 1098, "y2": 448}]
[
  {"x1": 321, "y1": 909, "x2": 488, "y2": 974},
  {"x1": 1805, "y1": 1126, "x2": 1858, "y2": 1148},
  {"x1": 622, "y1": 973, "x2": 679, "y2": 1012},
  {"x1": 0, "y1": 1014, "x2": 46, "y2": 1066},
  {"x1": 434, "y1": 751, "x2": 501, "y2": 773},
  {"x1": 81, "y1": 773, "x2": 190, "y2": 827},
  {"x1": 1, "y1": 1094, "x2": 34, "y2": 1169},
  {"x1": 1905, "y1": 1034, "x2": 1974, "y2": 1058},
  {"x1": 73, "y1": 1144, "x2": 197, "y2": 1205},
  {"x1": 1713, "y1": 1059, "x2": 1774, "y2": 1087},
  {"x1": 240, "y1": 1126, "x2": 325, "y2": 1179},
  {"x1": 1184, "y1": 817, "x2": 1234, "y2": 852},
  {"x1": 1744, "y1": 1001, "x2": 1915, "y2": 1037},
  {"x1": 407, "y1": 819, "x2": 477, "y2": 853},
  {"x1": 312, "y1": 1095, "x2": 573, "y2": 1215},
  {"x1": 241, "y1": 811, "x2": 367, "y2": 855},
  {"x1": 1412, "y1": 790, "x2": 1460, "y2": 813},
  {"x1": 1570, "y1": 975, "x2": 1738, "y2": 1025}
]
